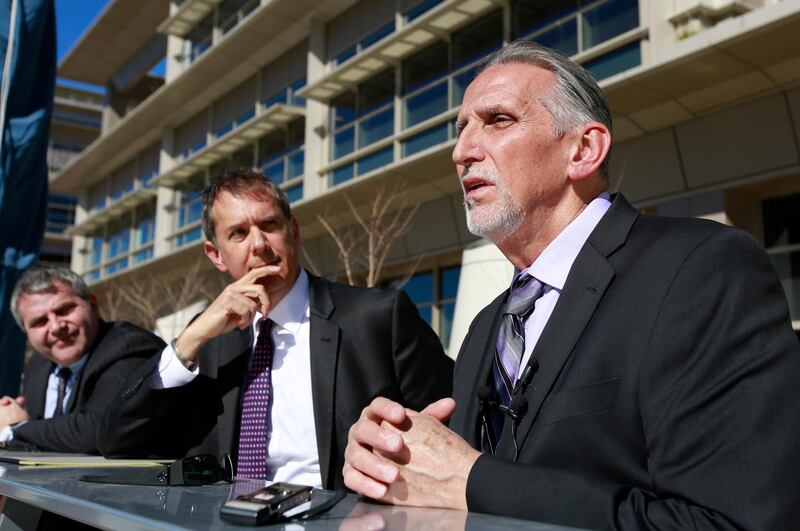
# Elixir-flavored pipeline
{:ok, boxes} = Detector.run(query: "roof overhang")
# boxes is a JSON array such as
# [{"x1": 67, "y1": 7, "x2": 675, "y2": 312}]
[
  {"x1": 59, "y1": 0, "x2": 169, "y2": 86},
  {"x1": 157, "y1": 0, "x2": 224, "y2": 37}
]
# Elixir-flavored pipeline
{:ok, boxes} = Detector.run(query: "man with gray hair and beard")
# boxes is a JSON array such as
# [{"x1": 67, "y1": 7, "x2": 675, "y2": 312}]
[{"x1": 343, "y1": 41, "x2": 800, "y2": 529}]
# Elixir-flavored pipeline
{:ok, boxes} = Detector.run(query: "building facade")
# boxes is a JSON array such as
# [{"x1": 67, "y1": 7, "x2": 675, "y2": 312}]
[
  {"x1": 53, "y1": 0, "x2": 800, "y2": 349},
  {"x1": 41, "y1": 85, "x2": 103, "y2": 267}
]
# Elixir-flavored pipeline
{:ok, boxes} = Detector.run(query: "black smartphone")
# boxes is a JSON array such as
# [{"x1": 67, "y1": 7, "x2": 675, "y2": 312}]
[{"x1": 219, "y1": 482, "x2": 313, "y2": 526}]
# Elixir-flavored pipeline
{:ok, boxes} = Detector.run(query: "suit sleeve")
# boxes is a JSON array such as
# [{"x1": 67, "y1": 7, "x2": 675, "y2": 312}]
[
  {"x1": 391, "y1": 291, "x2": 454, "y2": 410},
  {"x1": 466, "y1": 229, "x2": 800, "y2": 530},
  {"x1": 12, "y1": 330, "x2": 166, "y2": 454}
]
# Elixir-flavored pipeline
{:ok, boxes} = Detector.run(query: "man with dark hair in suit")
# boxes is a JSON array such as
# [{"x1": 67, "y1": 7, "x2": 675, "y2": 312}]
[
  {"x1": 343, "y1": 41, "x2": 800, "y2": 529},
  {"x1": 100, "y1": 168, "x2": 453, "y2": 490},
  {"x1": 0, "y1": 267, "x2": 165, "y2": 452}
]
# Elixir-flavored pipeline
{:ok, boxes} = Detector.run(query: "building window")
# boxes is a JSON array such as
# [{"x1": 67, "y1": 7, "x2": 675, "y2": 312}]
[
  {"x1": 404, "y1": 0, "x2": 444, "y2": 23},
  {"x1": 264, "y1": 77, "x2": 307, "y2": 109},
  {"x1": 332, "y1": 21, "x2": 396, "y2": 66},
  {"x1": 329, "y1": 68, "x2": 395, "y2": 186},
  {"x1": 187, "y1": 13, "x2": 213, "y2": 66},
  {"x1": 105, "y1": 221, "x2": 131, "y2": 276},
  {"x1": 45, "y1": 194, "x2": 77, "y2": 234},
  {"x1": 388, "y1": 265, "x2": 462, "y2": 349},
  {"x1": 219, "y1": 0, "x2": 259, "y2": 37},
  {"x1": 173, "y1": 174, "x2": 205, "y2": 249},
  {"x1": 134, "y1": 203, "x2": 156, "y2": 264},
  {"x1": 259, "y1": 119, "x2": 304, "y2": 203},
  {"x1": 763, "y1": 193, "x2": 800, "y2": 322},
  {"x1": 512, "y1": 0, "x2": 640, "y2": 80}
]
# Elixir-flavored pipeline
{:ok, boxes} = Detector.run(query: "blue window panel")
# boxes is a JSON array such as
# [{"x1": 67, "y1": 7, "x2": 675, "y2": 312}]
[
  {"x1": 582, "y1": 0, "x2": 639, "y2": 49},
  {"x1": 235, "y1": 108, "x2": 255, "y2": 126},
  {"x1": 584, "y1": 41, "x2": 640, "y2": 81},
  {"x1": 289, "y1": 77, "x2": 306, "y2": 106},
  {"x1": 535, "y1": 19, "x2": 578, "y2": 56},
  {"x1": 134, "y1": 247, "x2": 153, "y2": 264},
  {"x1": 285, "y1": 183, "x2": 303, "y2": 204},
  {"x1": 357, "y1": 146, "x2": 393, "y2": 175},
  {"x1": 358, "y1": 108, "x2": 393, "y2": 149},
  {"x1": 86, "y1": 270, "x2": 100, "y2": 282},
  {"x1": 264, "y1": 89, "x2": 288, "y2": 109},
  {"x1": 178, "y1": 193, "x2": 203, "y2": 227},
  {"x1": 105, "y1": 257, "x2": 129, "y2": 275},
  {"x1": 49, "y1": 194, "x2": 77, "y2": 206},
  {"x1": 176, "y1": 226, "x2": 202, "y2": 248},
  {"x1": 287, "y1": 150, "x2": 304, "y2": 179},
  {"x1": 440, "y1": 266, "x2": 461, "y2": 300},
  {"x1": 137, "y1": 217, "x2": 155, "y2": 245},
  {"x1": 513, "y1": 1, "x2": 576, "y2": 39},
  {"x1": 403, "y1": 123, "x2": 448, "y2": 158},
  {"x1": 405, "y1": 81, "x2": 447, "y2": 129},
  {"x1": 95, "y1": 197, "x2": 106, "y2": 210},
  {"x1": 191, "y1": 139, "x2": 207, "y2": 154},
  {"x1": 91, "y1": 237, "x2": 103, "y2": 266},
  {"x1": 418, "y1": 306, "x2": 433, "y2": 326},
  {"x1": 333, "y1": 103, "x2": 357, "y2": 128},
  {"x1": 440, "y1": 302, "x2": 456, "y2": 347},
  {"x1": 214, "y1": 123, "x2": 233, "y2": 139},
  {"x1": 111, "y1": 183, "x2": 134, "y2": 202},
  {"x1": 362, "y1": 21, "x2": 395, "y2": 49},
  {"x1": 452, "y1": 66, "x2": 478, "y2": 107},
  {"x1": 108, "y1": 230, "x2": 130, "y2": 259},
  {"x1": 333, "y1": 45, "x2": 356, "y2": 66},
  {"x1": 142, "y1": 171, "x2": 157, "y2": 188},
  {"x1": 331, "y1": 163, "x2": 354, "y2": 186},
  {"x1": 400, "y1": 271, "x2": 434, "y2": 305},
  {"x1": 405, "y1": 0, "x2": 443, "y2": 22},
  {"x1": 333, "y1": 127, "x2": 355, "y2": 159},
  {"x1": 263, "y1": 159, "x2": 285, "y2": 183}
]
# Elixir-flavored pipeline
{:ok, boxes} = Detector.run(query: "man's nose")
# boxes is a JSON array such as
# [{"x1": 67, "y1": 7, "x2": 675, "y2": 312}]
[
  {"x1": 49, "y1": 315, "x2": 67, "y2": 334},
  {"x1": 249, "y1": 226, "x2": 267, "y2": 253},
  {"x1": 452, "y1": 124, "x2": 483, "y2": 168}
]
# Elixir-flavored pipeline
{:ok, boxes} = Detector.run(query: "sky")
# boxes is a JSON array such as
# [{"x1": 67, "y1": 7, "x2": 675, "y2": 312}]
[{"x1": 55, "y1": 0, "x2": 109, "y2": 92}]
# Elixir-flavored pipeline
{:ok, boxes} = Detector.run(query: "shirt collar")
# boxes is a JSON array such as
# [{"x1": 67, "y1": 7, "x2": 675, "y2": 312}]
[
  {"x1": 253, "y1": 268, "x2": 310, "y2": 336},
  {"x1": 522, "y1": 192, "x2": 612, "y2": 290},
  {"x1": 55, "y1": 351, "x2": 89, "y2": 379}
]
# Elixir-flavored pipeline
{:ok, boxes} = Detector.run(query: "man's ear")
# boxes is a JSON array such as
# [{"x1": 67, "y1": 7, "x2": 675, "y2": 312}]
[
  {"x1": 290, "y1": 216, "x2": 301, "y2": 246},
  {"x1": 204, "y1": 240, "x2": 229, "y2": 273},
  {"x1": 89, "y1": 294, "x2": 99, "y2": 314},
  {"x1": 566, "y1": 122, "x2": 611, "y2": 181}
]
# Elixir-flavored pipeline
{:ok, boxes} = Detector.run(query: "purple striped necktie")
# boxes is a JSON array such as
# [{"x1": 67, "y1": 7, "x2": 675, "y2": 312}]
[
  {"x1": 236, "y1": 318, "x2": 274, "y2": 479},
  {"x1": 487, "y1": 274, "x2": 544, "y2": 445}
]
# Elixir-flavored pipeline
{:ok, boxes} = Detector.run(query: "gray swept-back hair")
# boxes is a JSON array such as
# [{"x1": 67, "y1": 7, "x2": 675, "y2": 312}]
[
  {"x1": 476, "y1": 40, "x2": 612, "y2": 176},
  {"x1": 10, "y1": 267, "x2": 92, "y2": 328}
]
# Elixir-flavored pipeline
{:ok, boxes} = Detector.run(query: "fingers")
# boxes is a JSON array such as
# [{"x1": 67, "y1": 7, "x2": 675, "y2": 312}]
[
  {"x1": 0, "y1": 396, "x2": 12, "y2": 406},
  {"x1": 237, "y1": 264, "x2": 281, "y2": 285},
  {"x1": 15, "y1": 396, "x2": 25, "y2": 406},
  {"x1": 342, "y1": 460, "x2": 392, "y2": 500},
  {"x1": 363, "y1": 397, "x2": 407, "y2": 426},
  {"x1": 420, "y1": 397, "x2": 456, "y2": 422}
]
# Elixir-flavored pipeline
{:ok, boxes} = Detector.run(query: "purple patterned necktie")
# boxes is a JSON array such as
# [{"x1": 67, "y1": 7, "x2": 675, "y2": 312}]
[
  {"x1": 236, "y1": 318, "x2": 274, "y2": 479},
  {"x1": 486, "y1": 274, "x2": 544, "y2": 446}
]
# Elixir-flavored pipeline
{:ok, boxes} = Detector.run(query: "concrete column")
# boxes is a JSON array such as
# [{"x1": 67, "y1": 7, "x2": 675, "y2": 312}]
[{"x1": 303, "y1": 18, "x2": 329, "y2": 200}]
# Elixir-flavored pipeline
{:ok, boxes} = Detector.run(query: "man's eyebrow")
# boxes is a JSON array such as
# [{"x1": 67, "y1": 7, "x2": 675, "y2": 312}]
[{"x1": 455, "y1": 118, "x2": 467, "y2": 136}]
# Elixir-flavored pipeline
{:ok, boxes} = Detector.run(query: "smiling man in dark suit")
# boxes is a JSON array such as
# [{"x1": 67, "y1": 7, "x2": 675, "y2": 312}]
[
  {"x1": 343, "y1": 41, "x2": 800, "y2": 529},
  {"x1": 99, "y1": 168, "x2": 453, "y2": 489},
  {"x1": 0, "y1": 267, "x2": 165, "y2": 452}
]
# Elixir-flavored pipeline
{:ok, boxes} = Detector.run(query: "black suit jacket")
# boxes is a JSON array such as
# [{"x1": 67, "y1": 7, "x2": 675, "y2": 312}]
[
  {"x1": 13, "y1": 321, "x2": 165, "y2": 453},
  {"x1": 99, "y1": 274, "x2": 453, "y2": 489},
  {"x1": 450, "y1": 195, "x2": 800, "y2": 530}
]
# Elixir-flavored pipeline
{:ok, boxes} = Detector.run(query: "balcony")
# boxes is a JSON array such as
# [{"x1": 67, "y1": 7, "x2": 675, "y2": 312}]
[
  {"x1": 158, "y1": 0, "x2": 224, "y2": 37},
  {"x1": 297, "y1": 0, "x2": 498, "y2": 102},
  {"x1": 68, "y1": 184, "x2": 157, "y2": 236},
  {"x1": 151, "y1": 101, "x2": 305, "y2": 188}
]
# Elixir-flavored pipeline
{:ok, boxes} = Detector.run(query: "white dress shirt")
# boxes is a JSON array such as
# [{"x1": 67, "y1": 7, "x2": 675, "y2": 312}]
[
  {"x1": 0, "y1": 353, "x2": 90, "y2": 443},
  {"x1": 152, "y1": 269, "x2": 322, "y2": 487},
  {"x1": 515, "y1": 193, "x2": 612, "y2": 378}
]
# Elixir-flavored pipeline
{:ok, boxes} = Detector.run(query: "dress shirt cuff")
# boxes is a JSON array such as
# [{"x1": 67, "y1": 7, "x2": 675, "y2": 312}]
[
  {"x1": 0, "y1": 421, "x2": 25, "y2": 443},
  {"x1": 150, "y1": 344, "x2": 199, "y2": 390}
]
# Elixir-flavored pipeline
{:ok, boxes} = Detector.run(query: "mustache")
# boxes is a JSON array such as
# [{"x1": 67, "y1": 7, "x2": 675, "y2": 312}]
[{"x1": 461, "y1": 166, "x2": 499, "y2": 185}]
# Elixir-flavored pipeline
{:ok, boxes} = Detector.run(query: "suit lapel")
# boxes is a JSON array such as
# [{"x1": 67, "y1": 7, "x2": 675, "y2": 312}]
[
  {"x1": 451, "y1": 294, "x2": 505, "y2": 448},
  {"x1": 24, "y1": 355, "x2": 51, "y2": 419},
  {"x1": 215, "y1": 327, "x2": 253, "y2": 455},
  {"x1": 307, "y1": 276, "x2": 340, "y2": 489},
  {"x1": 497, "y1": 194, "x2": 638, "y2": 457}
]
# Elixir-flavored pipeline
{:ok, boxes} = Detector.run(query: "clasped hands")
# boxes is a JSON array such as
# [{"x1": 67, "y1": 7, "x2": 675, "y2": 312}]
[
  {"x1": 343, "y1": 397, "x2": 481, "y2": 511},
  {"x1": 0, "y1": 396, "x2": 28, "y2": 429}
]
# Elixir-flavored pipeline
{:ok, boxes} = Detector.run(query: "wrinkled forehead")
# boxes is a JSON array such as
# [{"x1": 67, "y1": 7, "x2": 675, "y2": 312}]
[{"x1": 463, "y1": 63, "x2": 556, "y2": 105}]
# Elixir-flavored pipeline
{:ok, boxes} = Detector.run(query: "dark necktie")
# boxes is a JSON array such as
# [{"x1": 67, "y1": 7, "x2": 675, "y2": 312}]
[
  {"x1": 487, "y1": 274, "x2": 544, "y2": 446},
  {"x1": 236, "y1": 318, "x2": 274, "y2": 479},
  {"x1": 52, "y1": 366, "x2": 72, "y2": 417}
]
